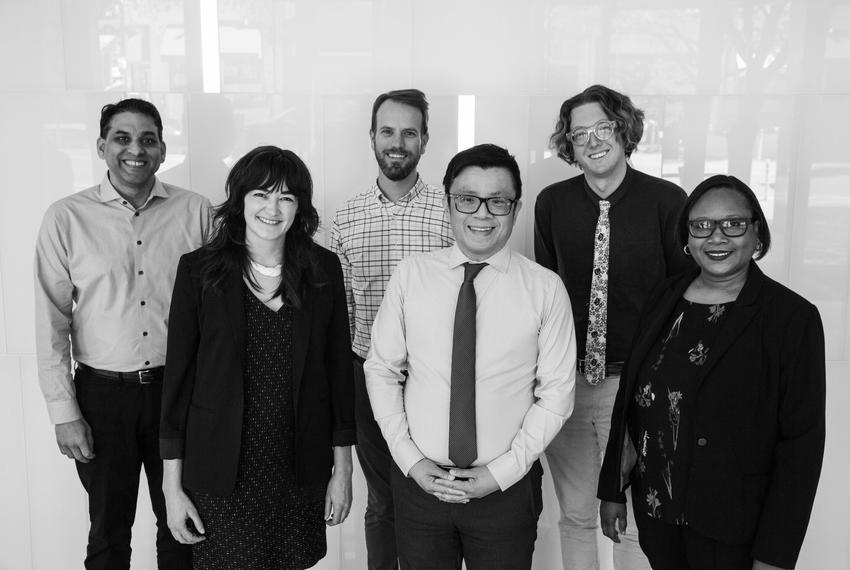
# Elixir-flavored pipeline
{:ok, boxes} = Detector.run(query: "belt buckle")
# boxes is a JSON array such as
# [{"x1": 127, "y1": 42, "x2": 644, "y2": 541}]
[{"x1": 137, "y1": 369, "x2": 155, "y2": 385}]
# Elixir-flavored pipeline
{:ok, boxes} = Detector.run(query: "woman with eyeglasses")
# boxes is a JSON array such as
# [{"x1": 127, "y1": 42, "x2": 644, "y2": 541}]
[{"x1": 597, "y1": 175, "x2": 825, "y2": 570}]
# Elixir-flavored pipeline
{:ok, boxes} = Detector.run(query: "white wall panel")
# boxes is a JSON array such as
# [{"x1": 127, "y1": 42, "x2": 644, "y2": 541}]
[
  {"x1": 0, "y1": 0, "x2": 65, "y2": 91},
  {"x1": 19, "y1": 356, "x2": 89, "y2": 570},
  {"x1": 0, "y1": 357, "x2": 31, "y2": 570}
]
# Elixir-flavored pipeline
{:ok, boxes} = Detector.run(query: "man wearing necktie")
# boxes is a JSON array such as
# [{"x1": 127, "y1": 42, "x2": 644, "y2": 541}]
[
  {"x1": 534, "y1": 85, "x2": 693, "y2": 570},
  {"x1": 366, "y1": 144, "x2": 576, "y2": 569}
]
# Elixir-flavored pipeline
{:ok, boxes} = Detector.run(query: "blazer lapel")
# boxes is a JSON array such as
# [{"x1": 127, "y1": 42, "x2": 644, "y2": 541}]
[
  {"x1": 291, "y1": 287, "x2": 312, "y2": 422},
  {"x1": 224, "y1": 269, "x2": 246, "y2": 368},
  {"x1": 694, "y1": 261, "x2": 765, "y2": 389},
  {"x1": 625, "y1": 272, "x2": 694, "y2": 387}
]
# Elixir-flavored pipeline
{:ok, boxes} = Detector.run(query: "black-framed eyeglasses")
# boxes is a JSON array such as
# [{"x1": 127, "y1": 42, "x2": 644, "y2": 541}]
[
  {"x1": 569, "y1": 119, "x2": 618, "y2": 146},
  {"x1": 687, "y1": 218, "x2": 756, "y2": 238},
  {"x1": 450, "y1": 194, "x2": 517, "y2": 216}
]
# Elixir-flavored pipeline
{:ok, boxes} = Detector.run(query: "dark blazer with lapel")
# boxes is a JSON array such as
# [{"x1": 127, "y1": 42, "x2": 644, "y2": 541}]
[
  {"x1": 160, "y1": 244, "x2": 355, "y2": 496},
  {"x1": 598, "y1": 262, "x2": 825, "y2": 569}
]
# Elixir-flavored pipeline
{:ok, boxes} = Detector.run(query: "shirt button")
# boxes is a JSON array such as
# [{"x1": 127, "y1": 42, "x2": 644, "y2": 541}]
[
  {"x1": 697, "y1": 437, "x2": 708, "y2": 447},
  {"x1": 140, "y1": 300, "x2": 146, "y2": 306},
  {"x1": 144, "y1": 361, "x2": 150, "y2": 366},
  {"x1": 136, "y1": 240, "x2": 142, "y2": 245},
  {"x1": 134, "y1": 212, "x2": 140, "y2": 217},
  {"x1": 142, "y1": 331, "x2": 148, "y2": 336},
  {"x1": 138, "y1": 270, "x2": 144, "y2": 275}
]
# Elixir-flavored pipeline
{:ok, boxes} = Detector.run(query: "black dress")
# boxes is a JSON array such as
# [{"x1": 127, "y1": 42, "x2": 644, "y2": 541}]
[
  {"x1": 191, "y1": 285, "x2": 327, "y2": 569},
  {"x1": 630, "y1": 298, "x2": 733, "y2": 525}
]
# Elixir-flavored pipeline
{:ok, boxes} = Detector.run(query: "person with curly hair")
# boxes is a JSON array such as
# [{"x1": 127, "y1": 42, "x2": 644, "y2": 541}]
[{"x1": 534, "y1": 85, "x2": 693, "y2": 570}]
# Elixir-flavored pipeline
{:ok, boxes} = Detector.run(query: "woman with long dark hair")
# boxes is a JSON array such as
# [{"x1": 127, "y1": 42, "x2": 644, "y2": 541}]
[{"x1": 160, "y1": 146, "x2": 355, "y2": 569}]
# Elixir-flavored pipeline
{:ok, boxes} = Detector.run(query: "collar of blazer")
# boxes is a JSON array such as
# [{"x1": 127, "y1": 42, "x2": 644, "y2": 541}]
[{"x1": 626, "y1": 260, "x2": 767, "y2": 391}]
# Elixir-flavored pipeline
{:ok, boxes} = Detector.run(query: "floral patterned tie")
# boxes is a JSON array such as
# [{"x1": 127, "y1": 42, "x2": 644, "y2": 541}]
[{"x1": 585, "y1": 200, "x2": 610, "y2": 385}]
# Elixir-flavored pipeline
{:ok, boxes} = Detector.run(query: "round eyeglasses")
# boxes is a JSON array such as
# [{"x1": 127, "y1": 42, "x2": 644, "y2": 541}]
[
  {"x1": 569, "y1": 119, "x2": 618, "y2": 146},
  {"x1": 687, "y1": 218, "x2": 755, "y2": 238},
  {"x1": 450, "y1": 194, "x2": 517, "y2": 216}
]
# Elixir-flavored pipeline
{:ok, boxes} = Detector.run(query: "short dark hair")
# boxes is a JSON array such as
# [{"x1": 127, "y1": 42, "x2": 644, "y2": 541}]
[
  {"x1": 549, "y1": 84, "x2": 644, "y2": 166},
  {"x1": 370, "y1": 89, "x2": 429, "y2": 137},
  {"x1": 678, "y1": 174, "x2": 771, "y2": 260},
  {"x1": 100, "y1": 98, "x2": 164, "y2": 140},
  {"x1": 201, "y1": 146, "x2": 322, "y2": 306},
  {"x1": 442, "y1": 144, "x2": 522, "y2": 200}
]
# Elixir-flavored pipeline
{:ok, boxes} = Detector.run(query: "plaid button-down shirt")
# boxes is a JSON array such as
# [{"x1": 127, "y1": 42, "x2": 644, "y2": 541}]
[{"x1": 330, "y1": 177, "x2": 454, "y2": 358}]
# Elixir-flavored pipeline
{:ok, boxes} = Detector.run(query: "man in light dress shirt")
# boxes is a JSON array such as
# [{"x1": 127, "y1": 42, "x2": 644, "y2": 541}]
[
  {"x1": 34, "y1": 98, "x2": 210, "y2": 569},
  {"x1": 330, "y1": 88, "x2": 453, "y2": 570},
  {"x1": 365, "y1": 143, "x2": 576, "y2": 569}
]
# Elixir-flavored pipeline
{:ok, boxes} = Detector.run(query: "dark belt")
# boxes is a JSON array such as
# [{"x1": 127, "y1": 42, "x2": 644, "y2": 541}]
[
  {"x1": 76, "y1": 362, "x2": 164, "y2": 385},
  {"x1": 577, "y1": 358, "x2": 624, "y2": 378}
]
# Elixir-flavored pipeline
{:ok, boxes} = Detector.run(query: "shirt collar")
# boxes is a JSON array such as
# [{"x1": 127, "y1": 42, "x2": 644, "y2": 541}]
[
  {"x1": 582, "y1": 164, "x2": 633, "y2": 207},
  {"x1": 371, "y1": 175, "x2": 426, "y2": 205},
  {"x1": 447, "y1": 243, "x2": 511, "y2": 273},
  {"x1": 97, "y1": 172, "x2": 168, "y2": 207}
]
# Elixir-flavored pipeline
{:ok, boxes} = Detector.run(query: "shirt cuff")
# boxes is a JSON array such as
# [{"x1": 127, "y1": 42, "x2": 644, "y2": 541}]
[
  {"x1": 486, "y1": 451, "x2": 525, "y2": 491},
  {"x1": 47, "y1": 399, "x2": 82, "y2": 425},
  {"x1": 393, "y1": 438, "x2": 426, "y2": 477}
]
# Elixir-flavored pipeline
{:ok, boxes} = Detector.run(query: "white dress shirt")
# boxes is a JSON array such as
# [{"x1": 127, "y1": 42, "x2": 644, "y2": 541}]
[{"x1": 365, "y1": 244, "x2": 576, "y2": 490}]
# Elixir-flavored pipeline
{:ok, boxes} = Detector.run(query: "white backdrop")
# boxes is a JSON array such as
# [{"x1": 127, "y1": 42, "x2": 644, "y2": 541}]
[{"x1": 1, "y1": 0, "x2": 848, "y2": 568}]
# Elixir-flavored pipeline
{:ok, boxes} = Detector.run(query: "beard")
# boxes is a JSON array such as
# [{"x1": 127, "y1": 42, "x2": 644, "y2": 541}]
[{"x1": 375, "y1": 148, "x2": 421, "y2": 182}]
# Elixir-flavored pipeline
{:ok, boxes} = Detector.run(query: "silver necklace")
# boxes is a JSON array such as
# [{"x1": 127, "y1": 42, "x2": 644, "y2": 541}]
[{"x1": 249, "y1": 259, "x2": 282, "y2": 277}]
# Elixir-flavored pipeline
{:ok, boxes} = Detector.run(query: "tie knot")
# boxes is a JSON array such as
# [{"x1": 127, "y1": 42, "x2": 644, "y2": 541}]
[
  {"x1": 598, "y1": 200, "x2": 610, "y2": 214},
  {"x1": 463, "y1": 262, "x2": 487, "y2": 283}
]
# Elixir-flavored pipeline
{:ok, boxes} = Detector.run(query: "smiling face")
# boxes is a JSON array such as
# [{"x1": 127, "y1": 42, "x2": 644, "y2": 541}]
[
  {"x1": 444, "y1": 166, "x2": 521, "y2": 262},
  {"x1": 370, "y1": 99, "x2": 428, "y2": 183},
  {"x1": 688, "y1": 186, "x2": 759, "y2": 285},
  {"x1": 569, "y1": 102, "x2": 627, "y2": 183},
  {"x1": 97, "y1": 111, "x2": 165, "y2": 197},
  {"x1": 243, "y1": 186, "x2": 299, "y2": 248}
]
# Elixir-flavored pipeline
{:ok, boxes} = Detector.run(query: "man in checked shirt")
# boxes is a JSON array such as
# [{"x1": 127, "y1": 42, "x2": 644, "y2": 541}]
[{"x1": 330, "y1": 88, "x2": 453, "y2": 570}]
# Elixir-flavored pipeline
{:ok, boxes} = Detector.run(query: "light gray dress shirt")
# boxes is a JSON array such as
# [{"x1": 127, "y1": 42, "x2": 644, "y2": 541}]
[{"x1": 34, "y1": 173, "x2": 211, "y2": 424}]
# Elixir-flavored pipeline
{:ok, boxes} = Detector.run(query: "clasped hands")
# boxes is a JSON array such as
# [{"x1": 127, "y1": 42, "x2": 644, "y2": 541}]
[{"x1": 408, "y1": 458, "x2": 500, "y2": 503}]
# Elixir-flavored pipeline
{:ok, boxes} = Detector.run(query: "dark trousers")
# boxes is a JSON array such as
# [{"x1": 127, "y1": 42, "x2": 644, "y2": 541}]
[
  {"x1": 74, "y1": 367, "x2": 191, "y2": 570},
  {"x1": 634, "y1": 507, "x2": 752, "y2": 570},
  {"x1": 353, "y1": 356, "x2": 399, "y2": 570},
  {"x1": 392, "y1": 460, "x2": 544, "y2": 570}
]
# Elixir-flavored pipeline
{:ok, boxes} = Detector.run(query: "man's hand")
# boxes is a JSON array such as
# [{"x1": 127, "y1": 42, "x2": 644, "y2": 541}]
[
  {"x1": 55, "y1": 418, "x2": 95, "y2": 462},
  {"x1": 434, "y1": 466, "x2": 500, "y2": 501},
  {"x1": 600, "y1": 500, "x2": 627, "y2": 543},
  {"x1": 408, "y1": 458, "x2": 468, "y2": 503},
  {"x1": 163, "y1": 485, "x2": 206, "y2": 544}
]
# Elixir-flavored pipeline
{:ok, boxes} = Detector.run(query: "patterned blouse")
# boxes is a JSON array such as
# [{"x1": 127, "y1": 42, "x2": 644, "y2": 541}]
[{"x1": 630, "y1": 297, "x2": 733, "y2": 525}]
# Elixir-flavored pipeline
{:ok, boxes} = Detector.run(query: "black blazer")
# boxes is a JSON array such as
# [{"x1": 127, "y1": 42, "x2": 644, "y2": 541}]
[
  {"x1": 160, "y1": 244, "x2": 355, "y2": 496},
  {"x1": 598, "y1": 262, "x2": 825, "y2": 569}
]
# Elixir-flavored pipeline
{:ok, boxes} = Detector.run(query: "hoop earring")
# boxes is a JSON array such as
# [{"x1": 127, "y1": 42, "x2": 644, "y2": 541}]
[{"x1": 683, "y1": 245, "x2": 692, "y2": 256}]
